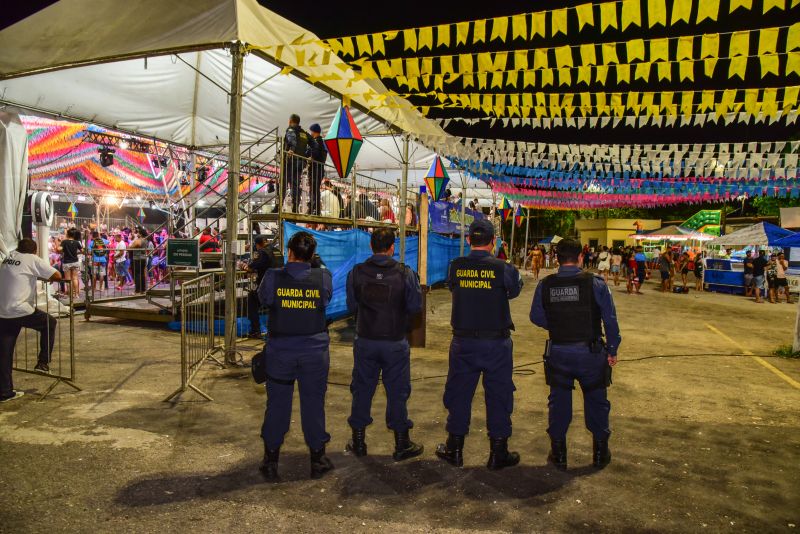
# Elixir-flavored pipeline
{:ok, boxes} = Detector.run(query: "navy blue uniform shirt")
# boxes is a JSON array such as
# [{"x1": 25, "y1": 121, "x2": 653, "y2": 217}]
[
  {"x1": 447, "y1": 250, "x2": 523, "y2": 299},
  {"x1": 258, "y1": 262, "x2": 333, "y2": 308},
  {"x1": 307, "y1": 135, "x2": 327, "y2": 163},
  {"x1": 247, "y1": 247, "x2": 274, "y2": 286},
  {"x1": 530, "y1": 265, "x2": 622, "y2": 355},
  {"x1": 345, "y1": 254, "x2": 423, "y2": 315}
]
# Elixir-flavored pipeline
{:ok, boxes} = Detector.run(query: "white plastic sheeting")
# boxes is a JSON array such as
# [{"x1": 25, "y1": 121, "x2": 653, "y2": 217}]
[{"x1": 0, "y1": 112, "x2": 28, "y2": 256}]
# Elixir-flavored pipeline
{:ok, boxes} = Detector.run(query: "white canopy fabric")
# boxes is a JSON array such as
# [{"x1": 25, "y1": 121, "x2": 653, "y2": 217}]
[
  {"x1": 0, "y1": 0, "x2": 448, "y2": 164},
  {"x1": 707, "y1": 222, "x2": 793, "y2": 247}
]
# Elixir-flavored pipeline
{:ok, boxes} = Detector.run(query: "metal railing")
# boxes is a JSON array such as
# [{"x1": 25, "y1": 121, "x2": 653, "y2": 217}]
[
  {"x1": 12, "y1": 279, "x2": 80, "y2": 401},
  {"x1": 163, "y1": 274, "x2": 224, "y2": 402}
]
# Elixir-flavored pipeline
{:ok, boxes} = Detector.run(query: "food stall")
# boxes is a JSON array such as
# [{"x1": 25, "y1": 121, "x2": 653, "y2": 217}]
[{"x1": 774, "y1": 232, "x2": 800, "y2": 295}]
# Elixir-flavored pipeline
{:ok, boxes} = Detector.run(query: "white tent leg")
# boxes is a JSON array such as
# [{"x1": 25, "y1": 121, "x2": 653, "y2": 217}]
[{"x1": 399, "y1": 134, "x2": 409, "y2": 262}]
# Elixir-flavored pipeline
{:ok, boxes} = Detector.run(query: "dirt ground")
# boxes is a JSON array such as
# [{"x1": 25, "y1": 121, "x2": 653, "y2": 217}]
[{"x1": 1, "y1": 270, "x2": 799, "y2": 533}]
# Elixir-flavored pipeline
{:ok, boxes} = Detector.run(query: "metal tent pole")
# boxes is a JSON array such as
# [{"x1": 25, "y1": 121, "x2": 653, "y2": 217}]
[
  {"x1": 523, "y1": 207, "x2": 531, "y2": 270},
  {"x1": 399, "y1": 134, "x2": 409, "y2": 262},
  {"x1": 224, "y1": 43, "x2": 245, "y2": 366},
  {"x1": 509, "y1": 203, "x2": 517, "y2": 264},
  {"x1": 459, "y1": 172, "x2": 467, "y2": 256}
]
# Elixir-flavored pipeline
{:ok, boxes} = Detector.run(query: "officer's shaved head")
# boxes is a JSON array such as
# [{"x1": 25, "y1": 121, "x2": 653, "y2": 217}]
[
  {"x1": 556, "y1": 239, "x2": 582, "y2": 265},
  {"x1": 370, "y1": 228, "x2": 395, "y2": 254},
  {"x1": 287, "y1": 231, "x2": 316, "y2": 262},
  {"x1": 17, "y1": 238, "x2": 37, "y2": 254}
]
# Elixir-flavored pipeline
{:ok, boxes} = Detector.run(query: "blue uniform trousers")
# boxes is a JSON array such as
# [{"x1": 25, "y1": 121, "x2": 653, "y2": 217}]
[
  {"x1": 348, "y1": 337, "x2": 413, "y2": 431},
  {"x1": 247, "y1": 291, "x2": 263, "y2": 335},
  {"x1": 547, "y1": 344, "x2": 611, "y2": 441},
  {"x1": 443, "y1": 336, "x2": 515, "y2": 438},
  {"x1": 261, "y1": 336, "x2": 331, "y2": 450}
]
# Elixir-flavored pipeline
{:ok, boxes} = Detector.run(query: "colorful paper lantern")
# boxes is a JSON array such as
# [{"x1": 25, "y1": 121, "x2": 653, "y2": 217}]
[
  {"x1": 138, "y1": 207, "x2": 146, "y2": 222},
  {"x1": 497, "y1": 197, "x2": 513, "y2": 222},
  {"x1": 324, "y1": 105, "x2": 363, "y2": 179},
  {"x1": 68, "y1": 203, "x2": 78, "y2": 219},
  {"x1": 423, "y1": 154, "x2": 450, "y2": 201},
  {"x1": 514, "y1": 205, "x2": 523, "y2": 226}
]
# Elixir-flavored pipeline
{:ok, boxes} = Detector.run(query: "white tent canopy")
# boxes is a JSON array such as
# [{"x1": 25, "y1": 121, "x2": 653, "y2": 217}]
[
  {"x1": 0, "y1": 0, "x2": 449, "y2": 173},
  {"x1": 707, "y1": 222, "x2": 794, "y2": 247}
]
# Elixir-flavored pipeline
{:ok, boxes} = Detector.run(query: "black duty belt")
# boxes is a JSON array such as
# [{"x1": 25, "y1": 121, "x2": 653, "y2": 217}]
[
  {"x1": 453, "y1": 328, "x2": 510, "y2": 339},
  {"x1": 550, "y1": 339, "x2": 605, "y2": 352},
  {"x1": 269, "y1": 330, "x2": 328, "y2": 338}
]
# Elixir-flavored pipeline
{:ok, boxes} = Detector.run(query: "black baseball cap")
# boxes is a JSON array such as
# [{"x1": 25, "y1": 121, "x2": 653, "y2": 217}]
[
  {"x1": 309, "y1": 123, "x2": 322, "y2": 133},
  {"x1": 468, "y1": 219, "x2": 494, "y2": 240}
]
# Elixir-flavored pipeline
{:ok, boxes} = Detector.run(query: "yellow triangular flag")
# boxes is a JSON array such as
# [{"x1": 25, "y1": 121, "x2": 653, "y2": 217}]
[
  {"x1": 704, "y1": 58, "x2": 718, "y2": 77},
  {"x1": 377, "y1": 60, "x2": 392, "y2": 78},
  {"x1": 552, "y1": 8, "x2": 568, "y2": 36},
  {"x1": 372, "y1": 34, "x2": 385, "y2": 55},
  {"x1": 744, "y1": 88, "x2": 759, "y2": 114},
  {"x1": 596, "y1": 64, "x2": 609, "y2": 85},
  {"x1": 611, "y1": 93, "x2": 625, "y2": 116},
  {"x1": 436, "y1": 25, "x2": 450, "y2": 47},
  {"x1": 657, "y1": 61, "x2": 671, "y2": 81},
  {"x1": 660, "y1": 91, "x2": 674, "y2": 114},
  {"x1": 360, "y1": 61, "x2": 377, "y2": 78},
  {"x1": 700, "y1": 90, "x2": 715, "y2": 112},
  {"x1": 596, "y1": 93, "x2": 609, "y2": 116},
  {"x1": 760, "y1": 55, "x2": 779, "y2": 77},
  {"x1": 477, "y1": 72, "x2": 488, "y2": 89},
  {"x1": 650, "y1": 38, "x2": 669, "y2": 62},
  {"x1": 403, "y1": 29, "x2": 417, "y2": 51},
  {"x1": 621, "y1": 0, "x2": 642, "y2": 30},
  {"x1": 762, "y1": 87, "x2": 778, "y2": 116},
  {"x1": 514, "y1": 50, "x2": 529, "y2": 71},
  {"x1": 440, "y1": 56, "x2": 454, "y2": 75},
  {"x1": 434, "y1": 75, "x2": 444, "y2": 91},
  {"x1": 730, "y1": 0, "x2": 753, "y2": 12},
  {"x1": 576, "y1": 3, "x2": 595, "y2": 29},
  {"x1": 626, "y1": 39, "x2": 645, "y2": 61},
  {"x1": 789, "y1": 23, "x2": 800, "y2": 52},
  {"x1": 406, "y1": 57, "x2": 420, "y2": 78},
  {"x1": 549, "y1": 93, "x2": 561, "y2": 117},
  {"x1": 677, "y1": 36, "x2": 694, "y2": 60},
  {"x1": 531, "y1": 12, "x2": 546, "y2": 38},
  {"x1": 602, "y1": 43, "x2": 619, "y2": 64},
  {"x1": 541, "y1": 68, "x2": 554, "y2": 87},
  {"x1": 763, "y1": 0, "x2": 785, "y2": 13},
  {"x1": 648, "y1": 0, "x2": 667, "y2": 27},
  {"x1": 421, "y1": 57, "x2": 433, "y2": 76},
  {"x1": 356, "y1": 35, "x2": 372, "y2": 56},
  {"x1": 505, "y1": 71, "x2": 519, "y2": 87},
  {"x1": 679, "y1": 60, "x2": 694, "y2": 81},
  {"x1": 671, "y1": 0, "x2": 692, "y2": 24},
  {"x1": 456, "y1": 22, "x2": 469, "y2": 45},
  {"x1": 759, "y1": 28, "x2": 779, "y2": 55},
  {"x1": 785, "y1": 51, "x2": 800, "y2": 76},
  {"x1": 491, "y1": 17, "x2": 509, "y2": 41},
  {"x1": 342, "y1": 37, "x2": 355, "y2": 57},
  {"x1": 523, "y1": 71, "x2": 536, "y2": 88},
  {"x1": 628, "y1": 91, "x2": 641, "y2": 114},
  {"x1": 558, "y1": 67, "x2": 572, "y2": 86},
  {"x1": 459, "y1": 54, "x2": 474, "y2": 74},
  {"x1": 700, "y1": 34, "x2": 719, "y2": 58},
  {"x1": 680, "y1": 91, "x2": 694, "y2": 116},
  {"x1": 600, "y1": 2, "x2": 619, "y2": 32},
  {"x1": 641, "y1": 92, "x2": 655, "y2": 116},
  {"x1": 555, "y1": 46, "x2": 573, "y2": 68},
  {"x1": 616, "y1": 64, "x2": 631, "y2": 84},
  {"x1": 477, "y1": 52, "x2": 493, "y2": 73},
  {"x1": 783, "y1": 86, "x2": 799, "y2": 110},
  {"x1": 493, "y1": 52, "x2": 508, "y2": 71},
  {"x1": 635, "y1": 62, "x2": 651, "y2": 81},
  {"x1": 418, "y1": 27, "x2": 433, "y2": 51},
  {"x1": 578, "y1": 66, "x2": 592, "y2": 85},
  {"x1": 697, "y1": 0, "x2": 720, "y2": 22},
  {"x1": 390, "y1": 58, "x2": 404, "y2": 77},
  {"x1": 729, "y1": 30, "x2": 749, "y2": 57},
  {"x1": 581, "y1": 43, "x2": 598, "y2": 65},
  {"x1": 534, "y1": 48, "x2": 549, "y2": 69},
  {"x1": 473, "y1": 20, "x2": 486, "y2": 44},
  {"x1": 491, "y1": 71, "x2": 504, "y2": 88},
  {"x1": 512, "y1": 14, "x2": 527, "y2": 40}
]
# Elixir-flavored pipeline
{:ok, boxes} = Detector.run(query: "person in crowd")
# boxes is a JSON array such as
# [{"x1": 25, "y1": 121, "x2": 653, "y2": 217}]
[
  {"x1": 198, "y1": 227, "x2": 221, "y2": 270},
  {"x1": 658, "y1": 249, "x2": 673, "y2": 293},
  {"x1": 355, "y1": 193, "x2": 380, "y2": 220},
  {"x1": 610, "y1": 248, "x2": 623, "y2": 286},
  {"x1": 530, "y1": 245, "x2": 543, "y2": 279},
  {"x1": 625, "y1": 249, "x2": 638, "y2": 294},
  {"x1": 245, "y1": 236, "x2": 273, "y2": 339},
  {"x1": 597, "y1": 246, "x2": 610, "y2": 282},
  {"x1": 530, "y1": 238, "x2": 620, "y2": 470},
  {"x1": 435, "y1": 220, "x2": 523, "y2": 470},
  {"x1": 89, "y1": 231, "x2": 109, "y2": 294},
  {"x1": 59, "y1": 228, "x2": 82, "y2": 299},
  {"x1": 0, "y1": 238, "x2": 62, "y2": 402},
  {"x1": 307, "y1": 123, "x2": 327, "y2": 216},
  {"x1": 257, "y1": 232, "x2": 333, "y2": 481},
  {"x1": 694, "y1": 251, "x2": 705, "y2": 292},
  {"x1": 281, "y1": 113, "x2": 311, "y2": 214},
  {"x1": 743, "y1": 251, "x2": 755, "y2": 298},
  {"x1": 633, "y1": 246, "x2": 648, "y2": 294},
  {"x1": 345, "y1": 228, "x2": 424, "y2": 461},
  {"x1": 319, "y1": 180, "x2": 341, "y2": 219},
  {"x1": 379, "y1": 198, "x2": 396, "y2": 223},
  {"x1": 496, "y1": 240, "x2": 509, "y2": 261},
  {"x1": 751, "y1": 249, "x2": 768, "y2": 303},
  {"x1": 766, "y1": 254, "x2": 779, "y2": 303},
  {"x1": 130, "y1": 228, "x2": 151, "y2": 295},
  {"x1": 581, "y1": 244, "x2": 591, "y2": 268},
  {"x1": 405, "y1": 202, "x2": 417, "y2": 227},
  {"x1": 112, "y1": 233, "x2": 128, "y2": 290},
  {"x1": 676, "y1": 252, "x2": 690, "y2": 288},
  {"x1": 773, "y1": 252, "x2": 791, "y2": 303}
]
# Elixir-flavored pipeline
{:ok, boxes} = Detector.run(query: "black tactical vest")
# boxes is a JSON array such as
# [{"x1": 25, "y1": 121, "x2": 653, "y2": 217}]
[
  {"x1": 541, "y1": 272, "x2": 602, "y2": 343},
  {"x1": 352, "y1": 258, "x2": 407, "y2": 341},
  {"x1": 449, "y1": 255, "x2": 513, "y2": 332},
  {"x1": 267, "y1": 268, "x2": 326, "y2": 336}
]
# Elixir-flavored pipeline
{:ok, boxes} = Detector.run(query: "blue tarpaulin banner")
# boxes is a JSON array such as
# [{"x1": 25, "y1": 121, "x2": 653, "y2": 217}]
[
  {"x1": 428, "y1": 200, "x2": 485, "y2": 234},
  {"x1": 282, "y1": 222, "x2": 467, "y2": 319}
]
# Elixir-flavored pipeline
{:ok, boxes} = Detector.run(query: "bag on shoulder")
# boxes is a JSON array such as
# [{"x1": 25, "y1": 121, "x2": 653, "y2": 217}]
[{"x1": 251, "y1": 346, "x2": 267, "y2": 384}]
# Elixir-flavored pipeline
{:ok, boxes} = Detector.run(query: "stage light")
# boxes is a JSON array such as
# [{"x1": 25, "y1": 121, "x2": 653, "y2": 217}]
[
  {"x1": 149, "y1": 200, "x2": 155, "y2": 209},
  {"x1": 99, "y1": 147, "x2": 115, "y2": 167},
  {"x1": 119, "y1": 139, "x2": 130, "y2": 150},
  {"x1": 135, "y1": 195, "x2": 142, "y2": 201},
  {"x1": 105, "y1": 196, "x2": 118, "y2": 205},
  {"x1": 77, "y1": 195, "x2": 86, "y2": 201}
]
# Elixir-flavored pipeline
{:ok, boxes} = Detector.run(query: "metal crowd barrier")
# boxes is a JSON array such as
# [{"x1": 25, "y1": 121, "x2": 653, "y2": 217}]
[
  {"x1": 211, "y1": 271, "x2": 254, "y2": 360},
  {"x1": 12, "y1": 279, "x2": 80, "y2": 401},
  {"x1": 163, "y1": 274, "x2": 224, "y2": 402}
]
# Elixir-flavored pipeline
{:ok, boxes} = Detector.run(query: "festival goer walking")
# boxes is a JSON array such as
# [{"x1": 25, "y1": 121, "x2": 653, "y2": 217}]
[
  {"x1": 112, "y1": 233, "x2": 127, "y2": 290},
  {"x1": 677, "y1": 252, "x2": 691, "y2": 288},
  {"x1": 743, "y1": 251, "x2": 755, "y2": 298},
  {"x1": 530, "y1": 245, "x2": 543, "y2": 279},
  {"x1": 597, "y1": 246, "x2": 610, "y2": 282},
  {"x1": 89, "y1": 231, "x2": 108, "y2": 294},
  {"x1": 59, "y1": 228, "x2": 82, "y2": 299},
  {"x1": 610, "y1": 249, "x2": 622, "y2": 286},
  {"x1": 634, "y1": 246, "x2": 648, "y2": 294},
  {"x1": 752, "y1": 250, "x2": 768, "y2": 303},
  {"x1": 774, "y1": 252, "x2": 791, "y2": 303},
  {"x1": 658, "y1": 249, "x2": 673, "y2": 293},
  {"x1": 694, "y1": 251, "x2": 705, "y2": 291}
]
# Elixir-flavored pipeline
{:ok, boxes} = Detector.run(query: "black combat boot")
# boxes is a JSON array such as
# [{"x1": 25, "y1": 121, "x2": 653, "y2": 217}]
[
  {"x1": 392, "y1": 429, "x2": 424, "y2": 461},
  {"x1": 310, "y1": 446, "x2": 334, "y2": 479},
  {"x1": 486, "y1": 437, "x2": 520, "y2": 470},
  {"x1": 346, "y1": 427, "x2": 367, "y2": 457},
  {"x1": 435, "y1": 433, "x2": 464, "y2": 467},
  {"x1": 593, "y1": 440, "x2": 611, "y2": 469},
  {"x1": 259, "y1": 444, "x2": 280, "y2": 481},
  {"x1": 548, "y1": 439, "x2": 567, "y2": 471}
]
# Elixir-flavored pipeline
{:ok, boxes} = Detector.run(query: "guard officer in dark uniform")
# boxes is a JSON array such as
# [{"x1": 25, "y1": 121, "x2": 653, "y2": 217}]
[
  {"x1": 307, "y1": 123, "x2": 327, "y2": 216},
  {"x1": 345, "y1": 228, "x2": 424, "y2": 461},
  {"x1": 529, "y1": 238, "x2": 621, "y2": 470},
  {"x1": 281, "y1": 113, "x2": 310, "y2": 213},
  {"x1": 436, "y1": 219, "x2": 523, "y2": 470},
  {"x1": 245, "y1": 236, "x2": 273, "y2": 339},
  {"x1": 257, "y1": 231, "x2": 334, "y2": 480}
]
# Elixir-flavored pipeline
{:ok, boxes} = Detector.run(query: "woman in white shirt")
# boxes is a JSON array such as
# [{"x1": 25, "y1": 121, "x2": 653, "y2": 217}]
[{"x1": 597, "y1": 246, "x2": 611, "y2": 282}]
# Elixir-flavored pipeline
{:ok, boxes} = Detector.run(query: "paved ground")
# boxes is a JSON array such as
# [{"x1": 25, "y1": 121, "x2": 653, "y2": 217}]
[{"x1": 2, "y1": 270, "x2": 799, "y2": 533}]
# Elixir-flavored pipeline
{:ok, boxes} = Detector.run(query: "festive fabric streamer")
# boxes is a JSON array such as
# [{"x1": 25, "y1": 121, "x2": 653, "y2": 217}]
[
  {"x1": 324, "y1": 105, "x2": 363, "y2": 179},
  {"x1": 423, "y1": 154, "x2": 450, "y2": 200}
]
